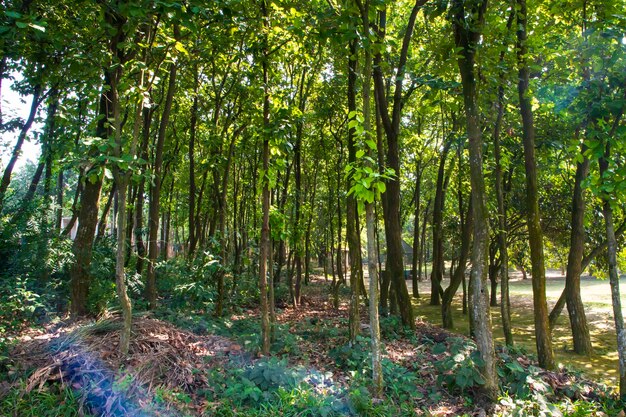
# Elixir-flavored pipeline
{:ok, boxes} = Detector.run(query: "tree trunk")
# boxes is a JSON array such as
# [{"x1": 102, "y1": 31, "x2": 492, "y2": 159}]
[
  {"x1": 259, "y1": 0, "x2": 272, "y2": 355},
  {"x1": 294, "y1": 109, "x2": 303, "y2": 305},
  {"x1": 418, "y1": 198, "x2": 430, "y2": 288},
  {"x1": 564, "y1": 154, "x2": 592, "y2": 354},
  {"x1": 517, "y1": 0, "x2": 555, "y2": 370},
  {"x1": 371, "y1": 2, "x2": 426, "y2": 329},
  {"x1": 490, "y1": 14, "x2": 515, "y2": 342},
  {"x1": 549, "y1": 221, "x2": 626, "y2": 327},
  {"x1": 358, "y1": 1, "x2": 383, "y2": 393},
  {"x1": 452, "y1": 0, "x2": 498, "y2": 398},
  {"x1": 411, "y1": 161, "x2": 422, "y2": 299},
  {"x1": 441, "y1": 198, "x2": 472, "y2": 329},
  {"x1": 70, "y1": 75, "x2": 116, "y2": 317},
  {"x1": 145, "y1": 49, "x2": 178, "y2": 309},
  {"x1": 55, "y1": 169, "x2": 64, "y2": 233},
  {"x1": 489, "y1": 254, "x2": 499, "y2": 307},
  {"x1": 599, "y1": 149, "x2": 626, "y2": 396},
  {"x1": 347, "y1": 37, "x2": 362, "y2": 343},
  {"x1": 62, "y1": 170, "x2": 83, "y2": 237},
  {"x1": 430, "y1": 141, "x2": 452, "y2": 305},
  {"x1": 96, "y1": 183, "x2": 116, "y2": 241},
  {"x1": 0, "y1": 85, "x2": 42, "y2": 213},
  {"x1": 188, "y1": 64, "x2": 199, "y2": 256}
]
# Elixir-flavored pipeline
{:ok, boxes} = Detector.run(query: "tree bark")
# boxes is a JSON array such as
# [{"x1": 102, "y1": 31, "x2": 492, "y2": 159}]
[
  {"x1": 347, "y1": 37, "x2": 362, "y2": 343},
  {"x1": 145, "y1": 45, "x2": 178, "y2": 309},
  {"x1": 452, "y1": 0, "x2": 498, "y2": 398},
  {"x1": 441, "y1": 196, "x2": 472, "y2": 329},
  {"x1": 69, "y1": 71, "x2": 118, "y2": 317},
  {"x1": 358, "y1": 0, "x2": 383, "y2": 393},
  {"x1": 372, "y1": 2, "x2": 427, "y2": 329},
  {"x1": 549, "y1": 219, "x2": 626, "y2": 327},
  {"x1": 188, "y1": 63, "x2": 199, "y2": 256},
  {"x1": 493, "y1": 69, "x2": 514, "y2": 346},
  {"x1": 564, "y1": 154, "x2": 592, "y2": 354},
  {"x1": 517, "y1": 0, "x2": 555, "y2": 370},
  {"x1": 259, "y1": 0, "x2": 272, "y2": 355},
  {"x1": 430, "y1": 140, "x2": 452, "y2": 305},
  {"x1": 0, "y1": 85, "x2": 42, "y2": 213},
  {"x1": 599, "y1": 148, "x2": 626, "y2": 396},
  {"x1": 411, "y1": 160, "x2": 422, "y2": 298}
]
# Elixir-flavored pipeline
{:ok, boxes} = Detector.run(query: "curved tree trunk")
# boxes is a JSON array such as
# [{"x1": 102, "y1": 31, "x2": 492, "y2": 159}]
[{"x1": 0, "y1": 85, "x2": 42, "y2": 213}]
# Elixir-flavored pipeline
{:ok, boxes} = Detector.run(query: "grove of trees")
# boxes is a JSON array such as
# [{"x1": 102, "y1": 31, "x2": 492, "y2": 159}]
[{"x1": 1, "y1": 0, "x2": 625, "y2": 403}]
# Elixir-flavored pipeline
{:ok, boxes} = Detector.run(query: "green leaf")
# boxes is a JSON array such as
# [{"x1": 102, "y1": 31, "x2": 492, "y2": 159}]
[
  {"x1": 174, "y1": 41, "x2": 189, "y2": 56},
  {"x1": 432, "y1": 343, "x2": 446, "y2": 355}
]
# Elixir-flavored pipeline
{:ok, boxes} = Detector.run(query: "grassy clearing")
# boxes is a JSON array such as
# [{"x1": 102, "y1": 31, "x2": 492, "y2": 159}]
[{"x1": 407, "y1": 268, "x2": 626, "y2": 389}]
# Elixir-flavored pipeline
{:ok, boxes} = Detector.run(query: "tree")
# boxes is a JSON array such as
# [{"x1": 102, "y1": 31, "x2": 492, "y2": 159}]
[
  {"x1": 516, "y1": 0, "x2": 555, "y2": 370},
  {"x1": 450, "y1": 0, "x2": 498, "y2": 399}
]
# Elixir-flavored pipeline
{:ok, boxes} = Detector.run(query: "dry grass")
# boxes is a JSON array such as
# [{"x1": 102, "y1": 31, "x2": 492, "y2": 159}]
[{"x1": 9, "y1": 315, "x2": 243, "y2": 416}]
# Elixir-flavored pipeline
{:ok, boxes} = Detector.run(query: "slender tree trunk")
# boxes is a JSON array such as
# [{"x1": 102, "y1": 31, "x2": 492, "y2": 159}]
[
  {"x1": 146, "y1": 43, "x2": 178, "y2": 309},
  {"x1": 494, "y1": 74, "x2": 514, "y2": 346},
  {"x1": 599, "y1": 148, "x2": 626, "y2": 396},
  {"x1": 411, "y1": 161, "x2": 422, "y2": 298},
  {"x1": 304, "y1": 164, "x2": 318, "y2": 285},
  {"x1": 294, "y1": 113, "x2": 303, "y2": 305},
  {"x1": 259, "y1": 0, "x2": 272, "y2": 355},
  {"x1": 563, "y1": 154, "x2": 593, "y2": 354},
  {"x1": 62, "y1": 170, "x2": 83, "y2": 237},
  {"x1": 517, "y1": 0, "x2": 555, "y2": 369},
  {"x1": 336, "y1": 176, "x2": 344, "y2": 285},
  {"x1": 0, "y1": 85, "x2": 42, "y2": 213},
  {"x1": 188, "y1": 64, "x2": 199, "y2": 256},
  {"x1": 430, "y1": 141, "x2": 452, "y2": 305},
  {"x1": 110, "y1": 85, "x2": 132, "y2": 354},
  {"x1": 441, "y1": 193, "x2": 472, "y2": 329},
  {"x1": 359, "y1": 1, "x2": 382, "y2": 393},
  {"x1": 347, "y1": 37, "x2": 362, "y2": 343},
  {"x1": 372, "y1": 2, "x2": 425, "y2": 329},
  {"x1": 96, "y1": 183, "x2": 116, "y2": 241},
  {"x1": 418, "y1": 198, "x2": 430, "y2": 287},
  {"x1": 452, "y1": 0, "x2": 498, "y2": 398},
  {"x1": 489, "y1": 251, "x2": 499, "y2": 307}
]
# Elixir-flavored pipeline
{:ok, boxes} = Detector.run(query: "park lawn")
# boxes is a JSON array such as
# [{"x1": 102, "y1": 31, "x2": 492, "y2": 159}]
[{"x1": 408, "y1": 269, "x2": 626, "y2": 390}]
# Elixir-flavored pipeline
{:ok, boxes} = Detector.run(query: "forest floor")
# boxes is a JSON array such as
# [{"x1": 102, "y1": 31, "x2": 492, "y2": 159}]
[
  {"x1": 406, "y1": 268, "x2": 626, "y2": 387},
  {"x1": 2, "y1": 272, "x2": 623, "y2": 416}
]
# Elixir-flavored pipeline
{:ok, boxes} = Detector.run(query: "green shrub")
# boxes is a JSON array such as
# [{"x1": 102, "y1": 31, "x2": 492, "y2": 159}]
[
  {"x1": 328, "y1": 336, "x2": 371, "y2": 370},
  {"x1": 433, "y1": 337, "x2": 486, "y2": 393},
  {"x1": 243, "y1": 357, "x2": 300, "y2": 392}
]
